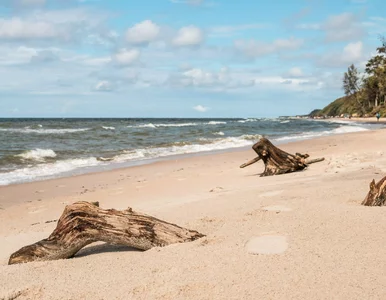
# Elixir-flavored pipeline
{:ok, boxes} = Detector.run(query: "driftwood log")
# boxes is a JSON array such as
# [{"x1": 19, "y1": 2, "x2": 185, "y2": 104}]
[
  {"x1": 240, "y1": 138, "x2": 325, "y2": 176},
  {"x1": 362, "y1": 176, "x2": 386, "y2": 206},
  {"x1": 9, "y1": 201, "x2": 204, "y2": 265}
]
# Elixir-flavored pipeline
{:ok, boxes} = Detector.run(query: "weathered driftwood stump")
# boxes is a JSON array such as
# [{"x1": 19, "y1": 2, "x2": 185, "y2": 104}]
[
  {"x1": 240, "y1": 138, "x2": 324, "y2": 176},
  {"x1": 9, "y1": 201, "x2": 204, "y2": 265},
  {"x1": 362, "y1": 176, "x2": 386, "y2": 206}
]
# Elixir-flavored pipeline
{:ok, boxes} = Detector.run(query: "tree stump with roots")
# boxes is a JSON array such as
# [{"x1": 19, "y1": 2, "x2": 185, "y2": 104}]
[
  {"x1": 240, "y1": 138, "x2": 325, "y2": 176},
  {"x1": 362, "y1": 176, "x2": 386, "y2": 206},
  {"x1": 9, "y1": 201, "x2": 204, "y2": 265}
]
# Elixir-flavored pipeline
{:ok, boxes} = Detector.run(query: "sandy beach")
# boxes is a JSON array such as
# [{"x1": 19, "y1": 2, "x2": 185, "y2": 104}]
[
  {"x1": 1, "y1": 129, "x2": 386, "y2": 300},
  {"x1": 327, "y1": 117, "x2": 386, "y2": 123}
]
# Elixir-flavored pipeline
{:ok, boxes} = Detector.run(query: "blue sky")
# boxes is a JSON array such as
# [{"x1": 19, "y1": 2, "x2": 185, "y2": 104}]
[{"x1": 0, "y1": 0, "x2": 385, "y2": 118}]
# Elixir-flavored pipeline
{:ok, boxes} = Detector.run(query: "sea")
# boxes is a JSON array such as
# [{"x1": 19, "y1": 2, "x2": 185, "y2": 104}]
[{"x1": 0, "y1": 117, "x2": 384, "y2": 186}]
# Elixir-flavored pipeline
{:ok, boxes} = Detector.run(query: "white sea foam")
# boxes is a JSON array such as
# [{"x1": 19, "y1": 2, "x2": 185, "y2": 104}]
[
  {"x1": 207, "y1": 121, "x2": 227, "y2": 125},
  {"x1": 275, "y1": 125, "x2": 368, "y2": 142},
  {"x1": 156, "y1": 123, "x2": 198, "y2": 127},
  {"x1": 102, "y1": 126, "x2": 115, "y2": 130},
  {"x1": 331, "y1": 125, "x2": 368, "y2": 134},
  {"x1": 113, "y1": 134, "x2": 261, "y2": 163},
  {"x1": 1, "y1": 120, "x2": 372, "y2": 186},
  {"x1": 238, "y1": 118, "x2": 259, "y2": 123},
  {"x1": 128, "y1": 123, "x2": 157, "y2": 128},
  {"x1": 0, "y1": 157, "x2": 101, "y2": 186},
  {"x1": 128, "y1": 121, "x2": 226, "y2": 129},
  {"x1": 322, "y1": 119, "x2": 357, "y2": 125},
  {"x1": 280, "y1": 120, "x2": 290, "y2": 124},
  {"x1": 16, "y1": 149, "x2": 57, "y2": 161},
  {"x1": 213, "y1": 131, "x2": 225, "y2": 136},
  {"x1": 0, "y1": 134, "x2": 262, "y2": 186},
  {"x1": 0, "y1": 128, "x2": 89, "y2": 134}
]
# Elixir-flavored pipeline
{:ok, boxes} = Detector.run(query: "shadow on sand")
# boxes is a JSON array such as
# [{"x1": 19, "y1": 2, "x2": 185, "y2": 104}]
[{"x1": 75, "y1": 243, "x2": 143, "y2": 258}]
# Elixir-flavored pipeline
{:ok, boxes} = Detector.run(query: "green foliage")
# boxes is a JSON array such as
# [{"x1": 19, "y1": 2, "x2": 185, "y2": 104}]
[
  {"x1": 343, "y1": 64, "x2": 360, "y2": 96},
  {"x1": 313, "y1": 94, "x2": 358, "y2": 117},
  {"x1": 308, "y1": 109, "x2": 322, "y2": 117},
  {"x1": 311, "y1": 35, "x2": 386, "y2": 118}
]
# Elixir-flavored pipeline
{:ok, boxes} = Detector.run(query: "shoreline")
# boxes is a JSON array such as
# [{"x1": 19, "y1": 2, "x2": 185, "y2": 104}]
[
  {"x1": 1, "y1": 127, "x2": 384, "y2": 209},
  {"x1": 1, "y1": 128, "x2": 386, "y2": 299},
  {"x1": 2, "y1": 118, "x2": 384, "y2": 188},
  {"x1": 312, "y1": 116, "x2": 386, "y2": 123}
]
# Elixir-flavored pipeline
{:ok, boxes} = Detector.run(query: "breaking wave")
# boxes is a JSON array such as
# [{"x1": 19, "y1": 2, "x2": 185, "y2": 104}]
[
  {"x1": 213, "y1": 131, "x2": 225, "y2": 136},
  {"x1": 102, "y1": 126, "x2": 115, "y2": 130},
  {"x1": 0, "y1": 128, "x2": 90, "y2": 134},
  {"x1": 0, "y1": 134, "x2": 261, "y2": 185},
  {"x1": 275, "y1": 125, "x2": 368, "y2": 142},
  {"x1": 16, "y1": 149, "x2": 57, "y2": 162},
  {"x1": 127, "y1": 121, "x2": 227, "y2": 129},
  {"x1": 0, "y1": 157, "x2": 100, "y2": 186}
]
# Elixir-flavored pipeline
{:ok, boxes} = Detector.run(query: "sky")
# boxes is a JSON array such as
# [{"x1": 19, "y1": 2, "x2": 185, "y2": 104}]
[{"x1": 0, "y1": 0, "x2": 385, "y2": 118}]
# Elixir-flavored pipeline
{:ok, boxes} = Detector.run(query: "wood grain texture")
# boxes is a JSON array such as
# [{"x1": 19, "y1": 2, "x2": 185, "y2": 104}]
[
  {"x1": 9, "y1": 201, "x2": 204, "y2": 265},
  {"x1": 240, "y1": 138, "x2": 324, "y2": 176}
]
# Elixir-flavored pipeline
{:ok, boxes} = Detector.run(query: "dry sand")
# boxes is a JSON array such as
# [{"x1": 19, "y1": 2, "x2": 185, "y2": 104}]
[{"x1": 1, "y1": 129, "x2": 386, "y2": 299}]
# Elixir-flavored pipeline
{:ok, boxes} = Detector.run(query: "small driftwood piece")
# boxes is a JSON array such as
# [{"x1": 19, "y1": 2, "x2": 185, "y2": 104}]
[
  {"x1": 9, "y1": 201, "x2": 204, "y2": 265},
  {"x1": 240, "y1": 137, "x2": 325, "y2": 176},
  {"x1": 362, "y1": 176, "x2": 386, "y2": 206}
]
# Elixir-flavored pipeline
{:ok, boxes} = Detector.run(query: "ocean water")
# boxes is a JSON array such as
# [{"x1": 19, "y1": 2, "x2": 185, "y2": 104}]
[{"x1": 0, "y1": 117, "x2": 383, "y2": 186}]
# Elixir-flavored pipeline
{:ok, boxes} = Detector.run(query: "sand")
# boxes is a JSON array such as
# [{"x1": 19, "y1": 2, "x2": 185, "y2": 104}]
[{"x1": 1, "y1": 129, "x2": 386, "y2": 299}]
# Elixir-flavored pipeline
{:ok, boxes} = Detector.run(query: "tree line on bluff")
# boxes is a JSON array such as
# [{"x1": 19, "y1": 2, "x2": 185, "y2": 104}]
[{"x1": 310, "y1": 36, "x2": 386, "y2": 118}]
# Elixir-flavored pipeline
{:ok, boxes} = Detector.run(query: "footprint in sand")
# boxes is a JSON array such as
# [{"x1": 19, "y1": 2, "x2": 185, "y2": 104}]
[
  {"x1": 246, "y1": 235, "x2": 288, "y2": 255},
  {"x1": 262, "y1": 205, "x2": 292, "y2": 212},
  {"x1": 209, "y1": 186, "x2": 224, "y2": 193}
]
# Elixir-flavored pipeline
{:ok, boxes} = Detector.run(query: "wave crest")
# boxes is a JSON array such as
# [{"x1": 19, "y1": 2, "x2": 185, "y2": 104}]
[
  {"x1": 0, "y1": 128, "x2": 89, "y2": 134},
  {"x1": 16, "y1": 149, "x2": 57, "y2": 161}
]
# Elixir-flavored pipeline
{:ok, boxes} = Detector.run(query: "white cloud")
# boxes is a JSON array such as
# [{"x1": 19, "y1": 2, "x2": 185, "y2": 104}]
[
  {"x1": 0, "y1": 8, "x2": 112, "y2": 44},
  {"x1": 323, "y1": 13, "x2": 365, "y2": 42},
  {"x1": 318, "y1": 41, "x2": 364, "y2": 67},
  {"x1": 295, "y1": 12, "x2": 366, "y2": 42},
  {"x1": 235, "y1": 37, "x2": 303, "y2": 58},
  {"x1": 184, "y1": 68, "x2": 216, "y2": 86},
  {"x1": 193, "y1": 105, "x2": 209, "y2": 112},
  {"x1": 170, "y1": 67, "x2": 229, "y2": 87},
  {"x1": 0, "y1": 17, "x2": 60, "y2": 40},
  {"x1": 288, "y1": 67, "x2": 303, "y2": 77},
  {"x1": 95, "y1": 80, "x2": 113, "y2": 91},
  {"x1": 0, "y1": 0, "x2": 46, "y2": 7},
  {"x1": 113, "y1": 48, "x2": 140, "y2": 66},
  {"x1": 126, "y1": 20, "x2": 160, "y2": 45},
  {"x1": 172, "y1": 26, "x2": 204, "y2": 47},
  {"x1": 0, "y1": 45, "x2": 35, "y2": 65},
  {"x1": 82, "y1": 56, "x2": 112, "y2": 66},
  {"x1": 167, "y1": 66, "x2": 322, "y2": 93},
  {"x1": 30, "y1": 50, "x2": 59, "y2": 63},
  {"x1": 343, "y1": 41, "x2": 363, "y2": 61}
]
